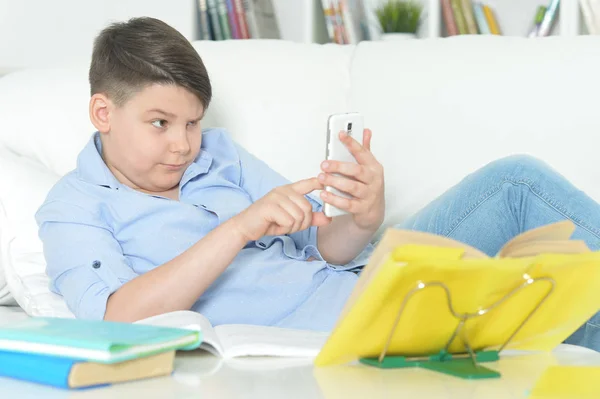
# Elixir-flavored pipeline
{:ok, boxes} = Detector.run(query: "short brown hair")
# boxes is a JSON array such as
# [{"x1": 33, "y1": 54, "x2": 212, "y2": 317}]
[{"x1": 89, "y1": 17, "x2": 212, "y2": 109}]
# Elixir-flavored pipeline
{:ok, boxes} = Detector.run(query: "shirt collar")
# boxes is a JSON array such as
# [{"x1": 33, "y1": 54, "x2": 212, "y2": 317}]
[
  {"x1": 76, "y1": 132, "x2": 122, "y2": 189},
  {"x1": 76, "y1": 132, "x2": 213, "y2": 189}
]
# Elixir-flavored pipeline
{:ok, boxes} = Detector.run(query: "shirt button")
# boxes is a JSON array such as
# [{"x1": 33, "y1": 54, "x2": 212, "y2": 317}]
[
  {"x1": 257, "y1": 242, "x2": 266, "y2": 248},
  {"x1": 92, "y1": 260, "x2": 101, "y2": 269}
]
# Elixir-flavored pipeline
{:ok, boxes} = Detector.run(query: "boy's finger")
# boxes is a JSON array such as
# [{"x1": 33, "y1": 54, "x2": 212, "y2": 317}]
[
  {"x1": 320, "y1": 190, "x2": 358, "y2": 214},
  {"x1": 339, "y1": 131, "x2": 376, "y2": 166},
  {"x1": 311, "y1": 211, "x2": 332, "y2": 227},
  {"x1": 289, "y1": 195, "x2": 313, "y2": 232},
  {"x1": 268, "y1": 204, "x2": 295, "y2": 232},
  {"x1": 320, "y1": 161, "x2": 367, "y2": 183},
  {"x1": 291, "y1": 178, "x2": 324, "y2": 194},
  {"x1": 362, "y1": 129, "x2": 372, "y2": 151},
  {"x1": 278, "y1": 200, "x2": 305, "y2": 233}
]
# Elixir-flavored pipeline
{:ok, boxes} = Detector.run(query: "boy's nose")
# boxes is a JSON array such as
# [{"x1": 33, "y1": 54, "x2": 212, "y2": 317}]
[{"x1": 170, "y1": 132, "x2": 191, "y2": 154}]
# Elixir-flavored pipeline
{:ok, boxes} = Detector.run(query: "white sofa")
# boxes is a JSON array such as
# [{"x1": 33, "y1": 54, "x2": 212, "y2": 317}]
[{"x1": 1, "y1": 36, "x2": 600, "y2": 318}]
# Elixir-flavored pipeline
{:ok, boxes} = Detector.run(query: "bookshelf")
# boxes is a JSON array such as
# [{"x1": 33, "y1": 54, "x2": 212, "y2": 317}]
[
  {"x1": 288, "y1": 0, "x2": 594, "y2": 43},
  {"x1": 418, "y1": 0, "x2": 585, "y2": 38}
]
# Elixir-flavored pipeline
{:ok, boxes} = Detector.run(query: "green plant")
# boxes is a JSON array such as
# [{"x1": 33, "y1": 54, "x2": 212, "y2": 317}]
[{"x1": 375, "y1": 0, "x2": 423, "y2": 34}]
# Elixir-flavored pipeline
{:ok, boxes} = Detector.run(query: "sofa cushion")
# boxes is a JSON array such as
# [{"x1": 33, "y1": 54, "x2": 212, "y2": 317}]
[{"x1": 349, "y1": 37, "x2": 600, "y2": 227}]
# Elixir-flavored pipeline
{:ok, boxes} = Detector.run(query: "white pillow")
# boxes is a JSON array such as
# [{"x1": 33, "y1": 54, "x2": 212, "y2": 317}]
[
  {"x1": 0, "y1": 202, "x2": 16, "y2": 305},
  {"x1": 0, "y1": 147, "x2": 74, "y2": 317}
]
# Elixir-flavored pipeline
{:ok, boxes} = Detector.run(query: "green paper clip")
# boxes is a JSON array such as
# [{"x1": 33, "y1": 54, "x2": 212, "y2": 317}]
[{"x1": 360, "y1": 350, "x2": 501, "y2": 379}]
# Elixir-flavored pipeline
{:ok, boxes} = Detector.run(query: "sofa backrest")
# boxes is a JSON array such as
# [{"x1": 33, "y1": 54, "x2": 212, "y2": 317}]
[{"x1": 2, "y1": 38, "x2": 600, "y2": 229}]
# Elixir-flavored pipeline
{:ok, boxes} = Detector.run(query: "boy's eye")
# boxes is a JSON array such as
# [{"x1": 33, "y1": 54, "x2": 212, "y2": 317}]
[
  {"x1": 151, "y1": 120, "x2": 167, "y2": 129},
  {"x1": 187, "y1": 120, "x2": 199, "y2": 127}
]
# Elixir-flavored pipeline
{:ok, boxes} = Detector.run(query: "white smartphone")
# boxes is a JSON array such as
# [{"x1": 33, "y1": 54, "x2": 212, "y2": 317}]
[{"x1": 324, "y1": 112, "x2": 364, "y2": 218}]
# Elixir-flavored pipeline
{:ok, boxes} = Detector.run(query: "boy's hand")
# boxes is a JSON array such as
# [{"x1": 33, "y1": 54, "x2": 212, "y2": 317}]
[
  {"x1": 318, "y1": 129, "x2": 385, "y2": 232},
  {"x1": 233, "y1": 178, "x2": 332, "y2": 242}
]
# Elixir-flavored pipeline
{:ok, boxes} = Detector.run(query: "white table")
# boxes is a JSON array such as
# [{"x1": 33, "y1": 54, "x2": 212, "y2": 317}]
[{"x1": 2, "y1": 344, "x2": 600, "y2": 398}]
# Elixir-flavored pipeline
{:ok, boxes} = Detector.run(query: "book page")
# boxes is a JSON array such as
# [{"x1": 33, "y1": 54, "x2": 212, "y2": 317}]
[
  {"x1": 501, "y1": 240, "x2": 590, "y2": 258},
  {"x1": 135, "y1": 310, "x2": 223, "y2": 356},
  {"x1": 497, "y1": 221, "x2": 576, "y2": 257},
  {"x1": 336, "y1": 228, "x2": 488, "y2": 322},
  {"x1": 214, "y1": 324, "x2": 329, "y2": 359}
]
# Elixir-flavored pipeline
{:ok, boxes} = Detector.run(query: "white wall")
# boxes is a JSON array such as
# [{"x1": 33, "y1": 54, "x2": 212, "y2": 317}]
[
  {"x1": 0, "y1": 0, "x2": 198, "y2": 71},
  {"x1": 0, "y1": 0, "x2": 323, "y2": 73}
]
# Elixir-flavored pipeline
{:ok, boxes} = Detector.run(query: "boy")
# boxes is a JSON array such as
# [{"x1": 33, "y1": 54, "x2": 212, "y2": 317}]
[
  {"x1": 35, "y1": 17, "x2": 384, "y2": 330},
  {"x1": 37, "y1": 18, "x2": 600, "y2": 350}
]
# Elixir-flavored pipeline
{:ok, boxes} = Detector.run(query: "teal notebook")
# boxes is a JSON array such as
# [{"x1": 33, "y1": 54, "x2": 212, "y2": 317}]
[{"x1": 0, "y1": 317, "x2": 202, "y2": 364}]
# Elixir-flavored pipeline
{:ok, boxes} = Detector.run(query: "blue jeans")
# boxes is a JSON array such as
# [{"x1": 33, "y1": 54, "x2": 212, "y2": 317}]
[{"x1": 396, "y1": 154, "x2": 600, "y2": 352}]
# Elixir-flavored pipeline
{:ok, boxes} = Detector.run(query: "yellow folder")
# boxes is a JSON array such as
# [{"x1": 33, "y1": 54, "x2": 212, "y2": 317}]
[{"x1": 315, "y1": 222, "x2": 600, "y2": 367}]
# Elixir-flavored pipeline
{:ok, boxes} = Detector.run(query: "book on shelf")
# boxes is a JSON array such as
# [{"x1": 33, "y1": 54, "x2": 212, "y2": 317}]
[
  {"x1": 472, "y1": 2, "x2": 490, "y2": 34},
  {"x1": 443, "y1": 0, "x2": 500, "y2": 36},
  {"x1": 461, "y1": 0, "x2": 479, "y2": 34},
  {"x1": 528, "y1": 6, "x2": 548, "y2": 37},
  {"x1": 244, "y1": 0, "x2": 280, "y2": 39},
  {"x1": 536, "y1": 0, "x2": 560, "y2": 36},
  {"x1": 198, "y1": 0, "x2": 212, "y2": 40},
  {"x1": 441, "y1": 0, "x2": 458, "y2": 36},
  {"x1": 206, "y1": 0, "x2": 224, "y2": 40},
  {"x1": 234, "y1": 0, "x2": 251, "y2": 39},
  {"x1": 481, "y1": 3, "x2": 501, "y2": 35},
  {"x1": 225, "y1": 0, "x2": 240, "y2": 39},
  {"x1": 314, "y1": 220, "x2": 600, "y2": 366},
  {"x1": 198, "y1": 0, "x2": 280, "y2": 40},
  {"x1": 580, "y1": 0, "x2": 600, "y2": 34},
  {"x1": 218, "y1": 0, "x2": 233, "y2": 40},
  {"x1": 320, "y1": 0, "x2": 369, "y2": 44},
  {"x1": 441, "y1": 0, "x2": 568, "y2": 38},
  {"x1": 451, "y1": 0, "x2": 468, "y2": 34}
]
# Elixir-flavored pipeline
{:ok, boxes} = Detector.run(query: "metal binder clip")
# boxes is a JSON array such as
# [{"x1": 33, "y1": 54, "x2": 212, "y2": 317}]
[{"x1": 359, "y1": 273, "x2": 556, "y2": 379}]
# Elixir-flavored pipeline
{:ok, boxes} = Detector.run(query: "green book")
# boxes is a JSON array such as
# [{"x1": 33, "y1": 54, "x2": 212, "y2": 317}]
[
  {"x1": 0, "y1": 317, "x2": 202, "y2": 364},
  {"x1": 451, "y1": 0, "x2": 468, "y2": 35},
  {"x1": 217, "y1": 0, "x2": 232, "y2": 40}
]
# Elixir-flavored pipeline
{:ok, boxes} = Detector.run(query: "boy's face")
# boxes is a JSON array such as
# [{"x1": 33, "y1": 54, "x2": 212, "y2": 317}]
[{"x1": 93, "y1": 84, "x2": 204, "y2": 195}]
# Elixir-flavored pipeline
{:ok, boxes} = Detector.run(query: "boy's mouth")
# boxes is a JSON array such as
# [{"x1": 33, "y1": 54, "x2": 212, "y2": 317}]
[{"x1": 162, "y1": 162, "x2": 187, "y2": 171}]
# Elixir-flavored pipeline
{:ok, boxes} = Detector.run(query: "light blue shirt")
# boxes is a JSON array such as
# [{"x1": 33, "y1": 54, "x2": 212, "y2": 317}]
[{"x1": 35, "y1": 128, "x2": 373, "y2": 331}]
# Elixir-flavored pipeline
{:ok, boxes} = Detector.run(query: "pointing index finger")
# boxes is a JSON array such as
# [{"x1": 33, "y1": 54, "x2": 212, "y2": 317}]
[{"x1": 290, "y1": 177, "x2": 324, "y2": 195}]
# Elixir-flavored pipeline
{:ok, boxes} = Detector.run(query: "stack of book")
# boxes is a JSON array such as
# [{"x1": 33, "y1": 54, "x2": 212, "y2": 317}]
[
  {"x1": 442, "y1": 0, "x2": 561, "y2": 37},
  {"x1": 0, "y1": 317, "x2": 201, "y2": 389},
  {"x1": 442, "y1": 0, "x2": 501, "y2": 36},
  {"x1": 198, "y1": 0, "x2": 281, "y2": 40}
]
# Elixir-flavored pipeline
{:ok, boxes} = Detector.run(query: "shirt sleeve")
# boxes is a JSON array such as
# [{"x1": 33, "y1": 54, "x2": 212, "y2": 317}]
[
  {"x1": 233, "y1": 142, "x2": 323, "y2": 251},
  {"x1": 35, "y1": 200, "x2": 139, "y2": 320}
]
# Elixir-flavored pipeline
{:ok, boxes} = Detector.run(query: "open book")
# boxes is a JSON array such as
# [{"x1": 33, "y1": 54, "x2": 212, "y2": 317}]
[
  {"x1": 316, "y1": 221, "x2": 600, "y2": 366},
  {"x1": 340, "y1": 220, "x2": 589, "y2": 321},
  {"x1": 135, "y1": 310, "x2": 329, "y2": 359}
]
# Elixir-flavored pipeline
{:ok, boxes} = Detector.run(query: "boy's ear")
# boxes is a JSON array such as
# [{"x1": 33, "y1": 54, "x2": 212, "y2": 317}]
[{"x1": 89, "y1": 93, "x2": 112, "y2": 134}]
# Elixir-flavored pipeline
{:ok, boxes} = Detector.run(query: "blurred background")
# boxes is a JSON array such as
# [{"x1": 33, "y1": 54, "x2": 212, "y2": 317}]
[{"x1": 0, "y1": 0, "x2": 597, "y2": 75}]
